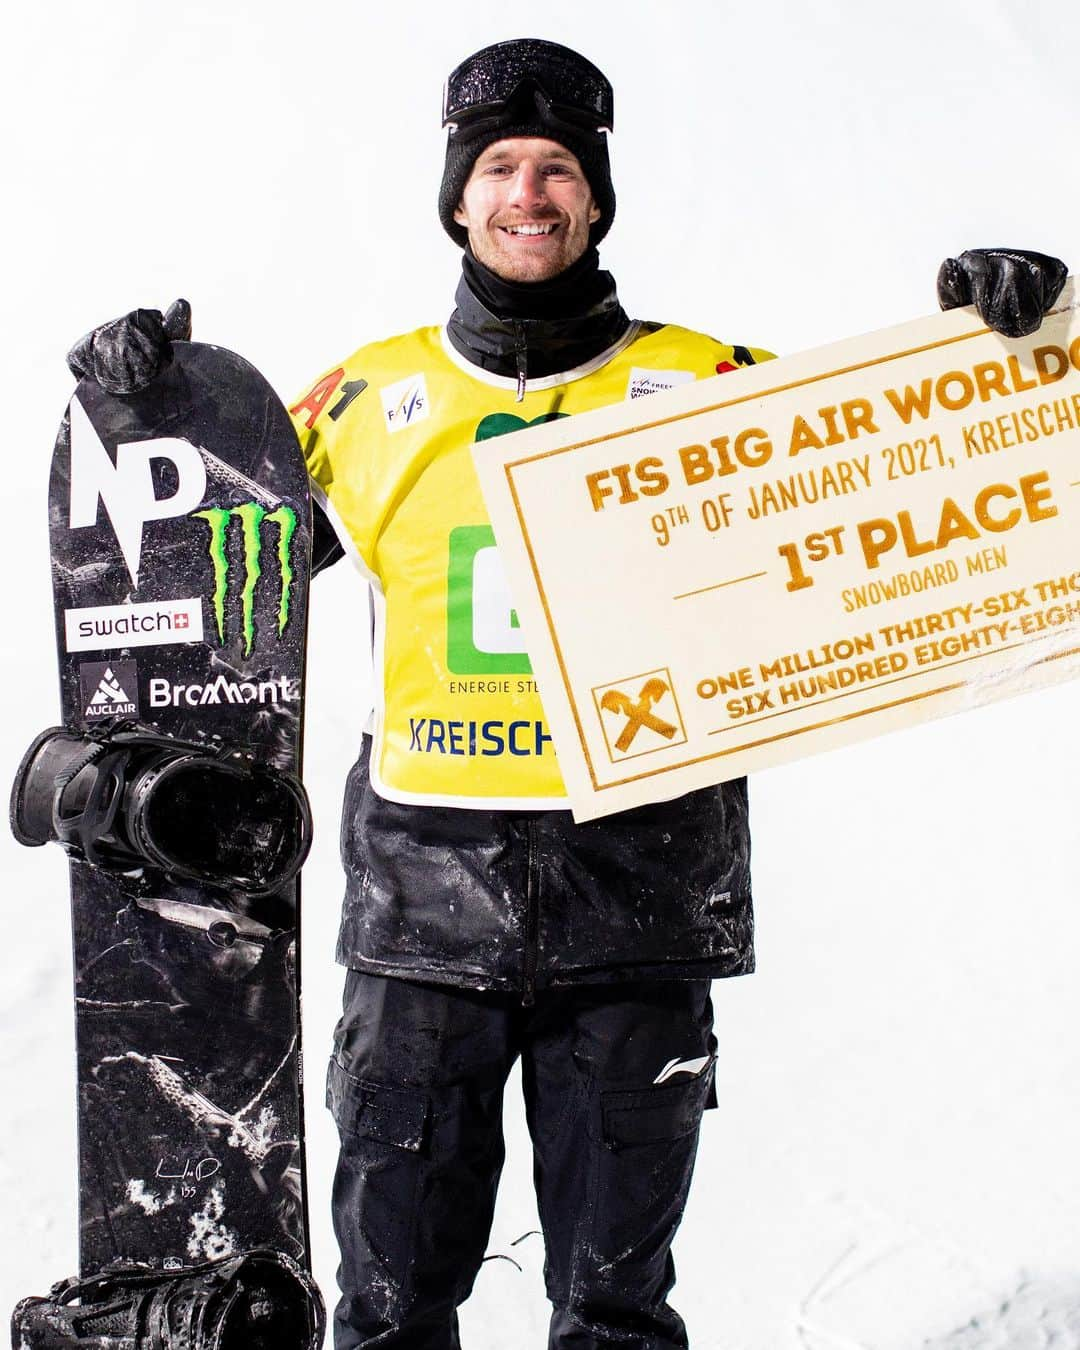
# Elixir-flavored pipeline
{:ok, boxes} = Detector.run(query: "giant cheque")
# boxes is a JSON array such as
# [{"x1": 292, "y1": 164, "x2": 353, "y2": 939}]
[{"x1": 473, "y1": 283, "x2": 1080, "y2": 820}]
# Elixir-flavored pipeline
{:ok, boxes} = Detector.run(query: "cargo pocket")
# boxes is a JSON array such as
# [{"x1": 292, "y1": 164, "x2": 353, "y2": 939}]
[
  {"x1": 326, "y1": 1058, "x2": 429, "y2": 1318},
  {"x1": 583, "y1": 1063, "x2": 715, "y2": 1296},
  {"x1": 326, "y1": 1057, "x2": 428, "y2": 1150}
]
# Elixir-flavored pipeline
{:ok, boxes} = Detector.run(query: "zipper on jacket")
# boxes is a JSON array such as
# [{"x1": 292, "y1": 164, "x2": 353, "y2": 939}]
[
  {"x1": 522, "y1": 817, "x2": 539, "y2": 1006},
  {"x1": 513, "y1": 321, "x2": 528, "y2": 402}
]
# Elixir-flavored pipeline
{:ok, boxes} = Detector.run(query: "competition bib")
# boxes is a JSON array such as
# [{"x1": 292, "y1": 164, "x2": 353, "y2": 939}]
[{"x1": 291, "y1": 323, "x2": 772, "y2": 807}]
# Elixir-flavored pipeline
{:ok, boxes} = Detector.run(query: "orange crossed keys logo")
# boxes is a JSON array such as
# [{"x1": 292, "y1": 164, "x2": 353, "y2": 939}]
[{"x1": 600, "y1": 678, "x2": 679, "y2": 753}]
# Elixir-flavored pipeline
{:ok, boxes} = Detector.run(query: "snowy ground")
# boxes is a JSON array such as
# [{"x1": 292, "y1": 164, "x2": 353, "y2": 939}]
[{"x1": 4, "y1": 3, "x2": 1080, "y2": 1347}]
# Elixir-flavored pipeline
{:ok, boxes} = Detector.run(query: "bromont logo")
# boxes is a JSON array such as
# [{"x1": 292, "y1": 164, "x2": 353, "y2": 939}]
[
  {"x1": 593, "y1": 668, "x2": 688, "y2": 762},
  {"x1": 193, "y1": 503, "x2": 297, "y2": 658},
  {"x1": 149, "y1": 674, "x2": 300, "y2": 709}
]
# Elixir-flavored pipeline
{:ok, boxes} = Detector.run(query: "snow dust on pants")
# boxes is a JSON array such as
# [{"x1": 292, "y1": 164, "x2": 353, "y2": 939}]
[{"x1": 326, "y1": 970, "x2": 717, "y2": 1349}]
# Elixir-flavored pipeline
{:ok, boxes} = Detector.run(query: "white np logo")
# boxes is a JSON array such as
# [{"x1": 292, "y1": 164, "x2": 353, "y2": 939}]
[{"x1": 68, "y1": 395, "x2": 207, "y2": 586}]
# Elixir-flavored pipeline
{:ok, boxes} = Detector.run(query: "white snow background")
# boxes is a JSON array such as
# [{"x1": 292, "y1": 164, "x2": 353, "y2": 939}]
[{"x1": 3, "y1": 3, "x2": 1079, "y2": 1347}]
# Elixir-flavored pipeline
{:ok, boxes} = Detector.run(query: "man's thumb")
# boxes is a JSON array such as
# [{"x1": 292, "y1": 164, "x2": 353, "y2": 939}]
[{"x1": 163, "y1": 298, "x2": 192, "y2": 342}]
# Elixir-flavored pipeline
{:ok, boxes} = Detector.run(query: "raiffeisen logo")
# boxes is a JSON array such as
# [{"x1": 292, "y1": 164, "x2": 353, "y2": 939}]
[{"x1": 193, "y1": 503, "x2": 297, "y2": 657}]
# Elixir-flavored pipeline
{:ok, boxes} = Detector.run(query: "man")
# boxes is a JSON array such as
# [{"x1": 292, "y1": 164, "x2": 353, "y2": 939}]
[{"x1": 67, "y1": 38, "x2": 1067, "y2": 1350}]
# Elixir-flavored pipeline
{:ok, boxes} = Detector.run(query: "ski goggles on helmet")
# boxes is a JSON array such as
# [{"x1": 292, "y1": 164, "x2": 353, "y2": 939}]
[{"x1": 442, "y1": 39, "x2": 614, "y2": 138}]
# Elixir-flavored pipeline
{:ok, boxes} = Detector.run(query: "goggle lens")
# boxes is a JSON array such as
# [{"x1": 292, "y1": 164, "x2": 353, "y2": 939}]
[{"x1": 442, "y1": 39, "x2": 613, "y2": 132}]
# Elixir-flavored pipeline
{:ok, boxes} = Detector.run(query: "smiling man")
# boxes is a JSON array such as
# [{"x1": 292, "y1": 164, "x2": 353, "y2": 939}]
[
  {"x1": 453, "y1": 137, "x2": 601, "y2": 281},
  {"x1": 291, "y1": 42, "x2": 1063, "y2": 1350},
  {"x1": 288, "y1": 44, "x2": 778, "y2": 1350},
  {"x1": 63, "y1": 35, "x2": 1068, "y2": 1350}
]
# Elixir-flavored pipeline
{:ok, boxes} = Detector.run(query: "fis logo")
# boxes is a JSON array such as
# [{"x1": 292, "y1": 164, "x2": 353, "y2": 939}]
[
  {"x1": 380, "y1": 374, "x2": 430, "y2": 433},
  {"x1": 68, "y1": 395, "x2": 208, "y2": 585},
  {"x1": 192, "y1": 503, "x2": 298, "y2": 657}
]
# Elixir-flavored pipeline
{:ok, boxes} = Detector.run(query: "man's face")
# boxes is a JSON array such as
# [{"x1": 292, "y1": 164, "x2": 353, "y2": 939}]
[{"x1": 453, "y1": 136, "x2": 601, "y2": 283}]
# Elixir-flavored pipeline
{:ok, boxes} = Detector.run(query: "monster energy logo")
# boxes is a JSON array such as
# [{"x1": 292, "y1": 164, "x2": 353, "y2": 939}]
[{"x1": 193, "y1": 503, "x2": 297, "y2": 657}]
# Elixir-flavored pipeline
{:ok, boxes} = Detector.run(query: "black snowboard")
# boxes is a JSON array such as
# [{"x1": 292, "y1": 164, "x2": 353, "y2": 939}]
[{"x1": 45, "y1": 342, "x2": 313, "y2": 1277}]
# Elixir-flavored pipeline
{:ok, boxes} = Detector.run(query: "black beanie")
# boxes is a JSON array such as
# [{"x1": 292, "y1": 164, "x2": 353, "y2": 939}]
[{"x1": 438, "y1": 115, "x2": 615, "y2": 249}]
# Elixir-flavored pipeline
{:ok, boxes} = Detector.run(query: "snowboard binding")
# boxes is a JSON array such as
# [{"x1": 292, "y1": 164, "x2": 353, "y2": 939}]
[
  {"x1": 10, "y1": 723, "x2": 312, "y2": 897},
  {"x1": 11, "y1": 1247, "x2": 325, "y2": 1350}
]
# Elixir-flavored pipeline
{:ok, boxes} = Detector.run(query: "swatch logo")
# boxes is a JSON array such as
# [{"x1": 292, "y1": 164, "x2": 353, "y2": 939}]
[{"x1": 65, "y1": 598, "x2": 204, "y2": 652}]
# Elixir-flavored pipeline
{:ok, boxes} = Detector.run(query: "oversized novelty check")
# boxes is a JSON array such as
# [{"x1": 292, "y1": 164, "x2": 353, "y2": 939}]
[{"x1": 473, "y1": 282, "x2": 1080, "y2": 820}]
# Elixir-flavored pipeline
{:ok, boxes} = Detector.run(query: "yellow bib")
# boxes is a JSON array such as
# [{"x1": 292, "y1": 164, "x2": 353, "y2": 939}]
[{"x1": 290, "y1": 322, "x2": 773, "y2": 808}]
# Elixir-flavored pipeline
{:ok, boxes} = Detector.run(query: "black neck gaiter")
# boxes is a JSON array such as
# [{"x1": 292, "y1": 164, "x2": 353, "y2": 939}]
[{"x1": 447, "y1": 246, "x2": 631, "y2": 394}]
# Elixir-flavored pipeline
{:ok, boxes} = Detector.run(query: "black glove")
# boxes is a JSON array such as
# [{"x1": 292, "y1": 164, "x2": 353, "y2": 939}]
[
  {"x1": 66, "y1": 297, "x2": 192, "y2": 394},
  {"x1": 937, "y1": 248, "x2": 1067, "y2": 339}
]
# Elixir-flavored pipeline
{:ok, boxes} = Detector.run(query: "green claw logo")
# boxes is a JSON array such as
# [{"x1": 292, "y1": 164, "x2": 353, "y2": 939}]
[{"x1": 193, "y1": 503, "x2": 297, "y2": 656}]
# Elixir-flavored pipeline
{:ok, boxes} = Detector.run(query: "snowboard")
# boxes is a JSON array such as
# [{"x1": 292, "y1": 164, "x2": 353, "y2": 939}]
[{"x1": 43, "y1": 341, "x2": 313, "y2": 1278}]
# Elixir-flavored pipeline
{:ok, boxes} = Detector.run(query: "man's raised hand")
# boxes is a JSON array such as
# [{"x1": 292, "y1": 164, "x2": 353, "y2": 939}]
[
  {"x1": 937, "y1": 248, "x2": 1067, "y2": 340},
  {"x1": 66, "y1": 298, "x2": 192, "y2": 395}
]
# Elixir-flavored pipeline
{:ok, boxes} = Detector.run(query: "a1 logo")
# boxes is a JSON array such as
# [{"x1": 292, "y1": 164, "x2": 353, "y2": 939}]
[{"x1": 446, "y1": 526, "x2": 531, "y2": 675}]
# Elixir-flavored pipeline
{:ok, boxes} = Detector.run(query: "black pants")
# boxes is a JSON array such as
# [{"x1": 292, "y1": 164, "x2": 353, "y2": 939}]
[{"x1": 326, "y1": 971, "x2": 717, "y2": 1349}]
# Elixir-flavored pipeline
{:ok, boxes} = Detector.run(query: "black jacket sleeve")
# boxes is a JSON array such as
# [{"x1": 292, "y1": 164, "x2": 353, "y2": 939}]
[{"x1": 311, "y1": 496, "x2": 346, "y2": 576}]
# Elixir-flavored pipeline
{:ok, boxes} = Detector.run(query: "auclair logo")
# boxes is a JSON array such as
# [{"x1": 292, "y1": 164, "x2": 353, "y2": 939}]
[
  {"x1": 380, "y1": 374, "x2": 430, "y2": 433},
  {"x1": 192, "y1": 503, "x2": 297, "y2": 658},
  {"x1": 65, "y1": 598, "x2": 204, "y2": 652},
  {"x1": 149, "y1": 675, "x2": 301, "y2": 708},
  {"x1": 68, "y1": 396, "x2": 208, "y2": 585},
  {"x1": 80, "y1": 660, "x2": 139, "y2": 720},
  {"x1": 626, "y1": 367, "x2": 696, "y2": 401}
]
